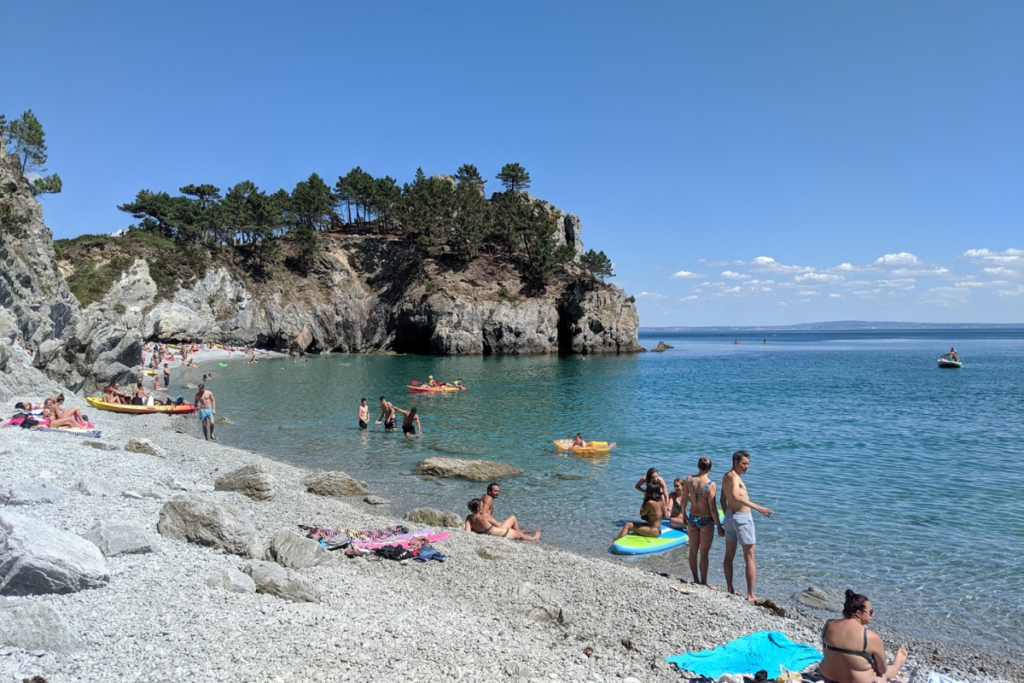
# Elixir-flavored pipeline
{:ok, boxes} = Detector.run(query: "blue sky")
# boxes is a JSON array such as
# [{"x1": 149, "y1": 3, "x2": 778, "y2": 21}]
[{"x1": 6, "y1": 1, "x2": 1022, "y2": 325}]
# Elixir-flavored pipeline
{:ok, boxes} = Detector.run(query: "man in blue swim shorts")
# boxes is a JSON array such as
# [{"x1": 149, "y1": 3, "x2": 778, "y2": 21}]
[
  {"x1": 720, "y1": 450, "x2": 773, "y2": 601},
  {"x1": 194, "y1": 383, "x2": 217, "y2": 441}
]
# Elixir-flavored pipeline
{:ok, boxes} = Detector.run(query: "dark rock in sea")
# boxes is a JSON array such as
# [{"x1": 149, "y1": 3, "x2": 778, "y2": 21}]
[
  {"x1": 793, "y1": 586, "x2": 841, "y2": 611},
  {"x1": 0, "y1": 511, "x2": 109, "y2": 595},
  {"x1": 413, "y1": 456, "x2": 523, "y2": 482},
  {"x1": 650, "y1": 341, "x2": 674, "y2": 352},
  {"x1": 156, "y1": 497, "x2": 259, "y2": 557},
  {"x1": 363, "y1": 495, "x2": 388, "y2": 505}
]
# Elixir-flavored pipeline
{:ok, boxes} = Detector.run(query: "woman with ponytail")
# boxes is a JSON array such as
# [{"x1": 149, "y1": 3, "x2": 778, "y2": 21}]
[{"x1": 819, "y1": 589, "x2": 907, "y2": 683}]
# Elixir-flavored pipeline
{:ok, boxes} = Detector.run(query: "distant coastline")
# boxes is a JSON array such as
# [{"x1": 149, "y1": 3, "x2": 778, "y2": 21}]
[{"x1": 640, "y1": 321, "x2": 1024, "y2": 332}]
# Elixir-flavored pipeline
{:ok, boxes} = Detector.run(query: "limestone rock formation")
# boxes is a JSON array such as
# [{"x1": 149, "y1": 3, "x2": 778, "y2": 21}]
[
  {"x1": 243, "y1": 560, "x2": 322, "y2": 603},
  {"x1": 0, "y1": 597, "x2": 84, "y2": 653},
  {"x1": 206, "y1": 568, "x2": 256, "y2": 594},
  {"x1": 214, "y1": 464, "x2": 275, "y2": 501},
  {"x1": 413, "y1": 456, "x2": 523, "y2": 481},
  {"x1": 303, "y1": 471, "x2": 369, "y2": 497},
  {"x1": 82, "y1": 521, "x2": 154, "y2": 557},
  {"x1": 0, "y1": 511, "x2": 110, "y2": 595},
  {"x1": 265, "y1": 529, "x2": 331, "y2": 569},
  {"x1": 156, "y1": 497, "x2": 259, "y2": 557},
  {"x1": 404, "y1": 507, "x2": 462, "y2": 528}
]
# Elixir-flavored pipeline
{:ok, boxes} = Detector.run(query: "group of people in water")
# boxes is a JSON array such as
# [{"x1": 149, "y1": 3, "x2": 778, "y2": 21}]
[
  {"x1": 359, "y1": 396, "x2": 421, "y2": 436},
  {"x1": 616, "y1": 451, "x2": 774, "y2": 602}
]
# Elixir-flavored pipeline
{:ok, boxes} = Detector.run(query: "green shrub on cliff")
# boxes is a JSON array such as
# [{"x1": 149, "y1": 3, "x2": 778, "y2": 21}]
[{"x1": 65, "y1": 253, "x2": 134, "y2": 305}]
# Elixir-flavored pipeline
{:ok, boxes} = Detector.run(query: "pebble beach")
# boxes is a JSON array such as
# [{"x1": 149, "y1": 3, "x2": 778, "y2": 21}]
[{"x1": 1, "y1": 351, "x2": 1021, "y2": 683}]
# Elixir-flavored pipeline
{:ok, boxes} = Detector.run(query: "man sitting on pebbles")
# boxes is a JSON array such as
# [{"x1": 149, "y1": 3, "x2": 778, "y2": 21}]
[
  {"x1": 465, "y1": 498, "x2": 540, "y2": 541},
  {"x1": 480, "y1": 482, "x2": 522, "y2": 533}
]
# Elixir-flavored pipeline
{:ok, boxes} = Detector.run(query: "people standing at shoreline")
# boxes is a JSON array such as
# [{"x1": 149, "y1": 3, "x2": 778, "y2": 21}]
[
  {"x1": 819, "y1": 590, "x2": 907, "y2": 683},
  {"x1": 635, "y1": 467, "x2": 669, "y2": 519},
  {"x1": 464, "y1": 498, "x2": 540, "y2": 541},
  {"x1": 480, "y1": 482, "x2": 522, "y2": 532},
  {"x1": 194, "y1": 383, "x2": 216, "y2": 441},
  {"x1": 375, "y1": 396, "x2": 397, "y2": 432},
  {"x1": 163, "y1": 363, "x2": 170, "y2": 388},
  {"x1": 720, "y1": 449, "x2": 773, "y2": 600},
  {"x1": 682, "y1": 457, "x2": 725, "y2": 586},
  {"x1": 393, "y1": 405, "x2": 421, "y2": 437},
  {"x1": 358, "y1": 398, "x2": 369, "y2": 429}
]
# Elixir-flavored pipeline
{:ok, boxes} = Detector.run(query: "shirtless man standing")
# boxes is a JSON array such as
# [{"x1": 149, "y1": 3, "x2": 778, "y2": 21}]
[
  {"x1": 374, "y1": 395, "x2": 397, "y2": 432},
  {"x1": 720, "y1": 450, "x2": 773, "y2": 600},
  {"x1": 358, "y1": 398, "x2": 370, "y2": 429},
  {"x1": 194, "y1": 383, "x2": 216, "y2": 441},
  {"x1": 480, "y1": 482, "x2": 521, "y2": 531}
]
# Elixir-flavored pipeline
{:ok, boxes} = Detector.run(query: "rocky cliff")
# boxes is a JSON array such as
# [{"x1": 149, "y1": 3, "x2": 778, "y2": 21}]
[
  {"x1": 0, "y1": 134, "x2": 640, "y2": 397},
  {"x1": 74, "y1": 234, "x2": 640, "y2": 357},
  {"x1": 0, "y1": 135, "x2": 139, "y2": 398}
]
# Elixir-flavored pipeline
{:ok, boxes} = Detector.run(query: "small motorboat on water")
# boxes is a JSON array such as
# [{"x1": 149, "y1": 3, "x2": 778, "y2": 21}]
[{"x1": 938, "y1": 355, "x2": 961, "y2": 368}]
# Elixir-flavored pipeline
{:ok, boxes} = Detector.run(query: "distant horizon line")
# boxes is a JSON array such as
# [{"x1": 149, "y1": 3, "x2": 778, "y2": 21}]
[{"x1": 639, "y1": 320, "x2": 1024, "y2": 332}]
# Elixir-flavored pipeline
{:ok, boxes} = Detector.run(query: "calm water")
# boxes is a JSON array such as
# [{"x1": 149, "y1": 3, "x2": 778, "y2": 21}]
[{"x1": 177, "y1": 329, "x2": 1024, "y2": 656}]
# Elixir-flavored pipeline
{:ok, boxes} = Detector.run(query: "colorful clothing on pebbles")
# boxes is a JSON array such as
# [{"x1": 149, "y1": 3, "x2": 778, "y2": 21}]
[{"x1": 298, "y1": 524, "x2": 450, "y2": 555}]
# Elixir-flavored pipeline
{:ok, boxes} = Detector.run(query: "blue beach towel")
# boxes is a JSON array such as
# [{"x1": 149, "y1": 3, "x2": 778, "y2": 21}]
[{"x1": 665, "y1": 631, "x2": 821, "y2": 678}]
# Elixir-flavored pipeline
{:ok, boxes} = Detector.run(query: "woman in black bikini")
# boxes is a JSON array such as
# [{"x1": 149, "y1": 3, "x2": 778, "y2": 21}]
[
  {"x1": 682, "y1": 456, "x2": 724, "y2": 586},
  {"x1": 464, "y1": 498, "x2": 541, "y2": 541},
  {"x1": 819, "y1": 590, "x2": 907, "y2": 683},
  {"x1": 614, "y1": 480, "x2": 664, "y2": 541}
]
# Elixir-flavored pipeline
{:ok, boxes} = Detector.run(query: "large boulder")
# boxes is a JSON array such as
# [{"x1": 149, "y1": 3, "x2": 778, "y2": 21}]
[
  {"x1": 125, "y1": 438, "x2": 166, "y2": 457},
  {"x1": 1, "y1": 481, "x2": 65, "y2": 506},
  {"x1": 303, "y1": 471, "x2": 369, "y2": 497},
  {"x1": 0, "y1": 511, "x2": 109, "y2": 595},
  {"x1": 0, "y1": 597, "x2": 83, "y2": 653},
  {"x1": 82, "y1": 521, "x2": 155, "y2": 557},
  {"x1": 404, "y1": 507, "x2": 462, "y2": 528},
  {"x1": 156, "y1": 497, "x2": 259, "y2": 557},
  {"x1": 413, "y1": 456, "x2": 523, "y2": 481},
  {"x1": 265, "y1": 529, "x2": 330, "y2": 569},
  {"x1": 74, "y1": 476, "x2": 119, "y2": 497},
  {"x1": 214, "y1": 464, "x2": 275, "y2": 501},
  {"x1": 206, "y1": 568, "x2": 256, "y2": 594},
  {"x1": 243, "y1": 560, "x2": 322, "y2": 603}
]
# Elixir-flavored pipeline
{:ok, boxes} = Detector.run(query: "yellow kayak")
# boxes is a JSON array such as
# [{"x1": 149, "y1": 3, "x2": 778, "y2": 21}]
[
  {"x1": 87, "y1": 396, "x2": 197, "y2": 415},
  {"x1": 553, "y1": 439, "x2": 616, "y2": 453}
]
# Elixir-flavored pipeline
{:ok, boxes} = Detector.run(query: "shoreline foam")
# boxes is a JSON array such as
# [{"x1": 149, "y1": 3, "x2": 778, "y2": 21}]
[{"x1": 1, "y1": 370, "x2": 1021, "y2": 681}]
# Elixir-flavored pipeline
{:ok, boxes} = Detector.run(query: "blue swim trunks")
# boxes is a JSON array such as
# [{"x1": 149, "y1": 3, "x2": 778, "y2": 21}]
[{"x1": 198, "y1": 408, "x2": 213, "y2": 422}]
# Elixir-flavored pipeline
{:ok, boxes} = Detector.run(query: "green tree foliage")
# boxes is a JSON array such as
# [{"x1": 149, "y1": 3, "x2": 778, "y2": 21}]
[
  {"x1": 222, "y1": 181, "x2": 281, "y2": 274},
  {"x1": 395, "y1": 168, "x2": 456, "y2": 254},
  {"x1": 496, "y1": 163, "x2": 530, "y2": 194},
  {"x1": 580, "y1": 249, "x2": 614, "y2": 284},
  {"x1": 291, "y1": 173, "x2": 335, "y2": 233},
  {"x1": 2, "y1": 110, "x2": 62, "y2": 196}
]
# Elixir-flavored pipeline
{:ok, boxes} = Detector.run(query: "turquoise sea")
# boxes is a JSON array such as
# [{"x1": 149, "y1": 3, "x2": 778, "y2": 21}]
[{"x1": 181, "y1": 328, "x2": 1024, "y2": 656}]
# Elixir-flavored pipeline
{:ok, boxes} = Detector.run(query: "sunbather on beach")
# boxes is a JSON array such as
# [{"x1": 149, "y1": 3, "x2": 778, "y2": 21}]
[
  {"x1": 464, "y1": 498, "x2": 540, "y2": 541},
  {"x1": 53, "y1": 394, "x2": 88, "y2": 424},
  {"x1": 42, "y1": 402, "x2": 88, "y2": 429},
  {"x1": 615, "y1": 479, "x2": 664, "y2": 541},
  {"x1": 480, "y1": 483, "x2": 522, "y2": 531},
  {"x1": 819, "y1": 589, "x2": 907, "y2": 683}
]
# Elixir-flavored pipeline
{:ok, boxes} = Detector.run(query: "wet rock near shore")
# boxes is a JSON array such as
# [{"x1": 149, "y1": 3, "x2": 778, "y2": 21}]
[
  {"x1": 650, "y1": 341, "x2": 674, "y2": 352},
  {"x1": 413, "y1": 456, "x2": 523, "y2": 482}
]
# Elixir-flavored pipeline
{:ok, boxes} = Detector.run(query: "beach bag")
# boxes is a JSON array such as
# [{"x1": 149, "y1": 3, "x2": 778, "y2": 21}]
[
  {"x1": 19, "y1": 415, "x2": 39, "y2": 429},
  {"x1": 374, "y1": 545, "x2": 413, "y2": 561}
]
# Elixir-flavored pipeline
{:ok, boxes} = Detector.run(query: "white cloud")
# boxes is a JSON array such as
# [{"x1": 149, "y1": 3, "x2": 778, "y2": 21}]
[
  {"x1": 830, "y1": 263, "x2": 855, "y2": 272},
  {"x1": 962, "y1": 248, "x2": 1024, "y2": 265},
  {"x1": 892, "y1": 267, "x2": 949, "y2": 277},
  {"x1": 802, "y1": 291, "x2": 820, "y2": 296},
  {"x1": 996, "y1": 285, "x2": 1024, "y2": 296},
  {"x1": 721, "y1": 271, "x2": 750, "y2": 280},
  {"x1": 829, "y1": 293, "x2": 842, "y2": 298},
  {"x1": 669, "y1": 270, "x2": 701, "y2": 279},
  {"x1": 723, "y1": 286, "x2": 742, "y2": 294},
  {"x1": 955, "y1": 281, "x2": 984, "y2": 288},
  {"x1": 680, "y1": 295, "x2": 699, "y2": 301},
  {"x1": 982, "y1": 267, "x2": 1017, "y2": 276},
  {"x1": 749, "y1": 256, "x2": 813, "y2": 274},
  {"x1": 876, "y1": 278, "x2": 916, "y2": 290},
  {"x1": 653, "y1": 265, "x2": 664, "y2": 270},
  {"x1": 637, "y1": 292, "x2": 666, "y2": 299},
  {"x1": 874, "y1": 252, "x2": 920, "y2": 266},
  {"x1": 794, "y1": 272, "x2": 843, "y2": 284}
]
